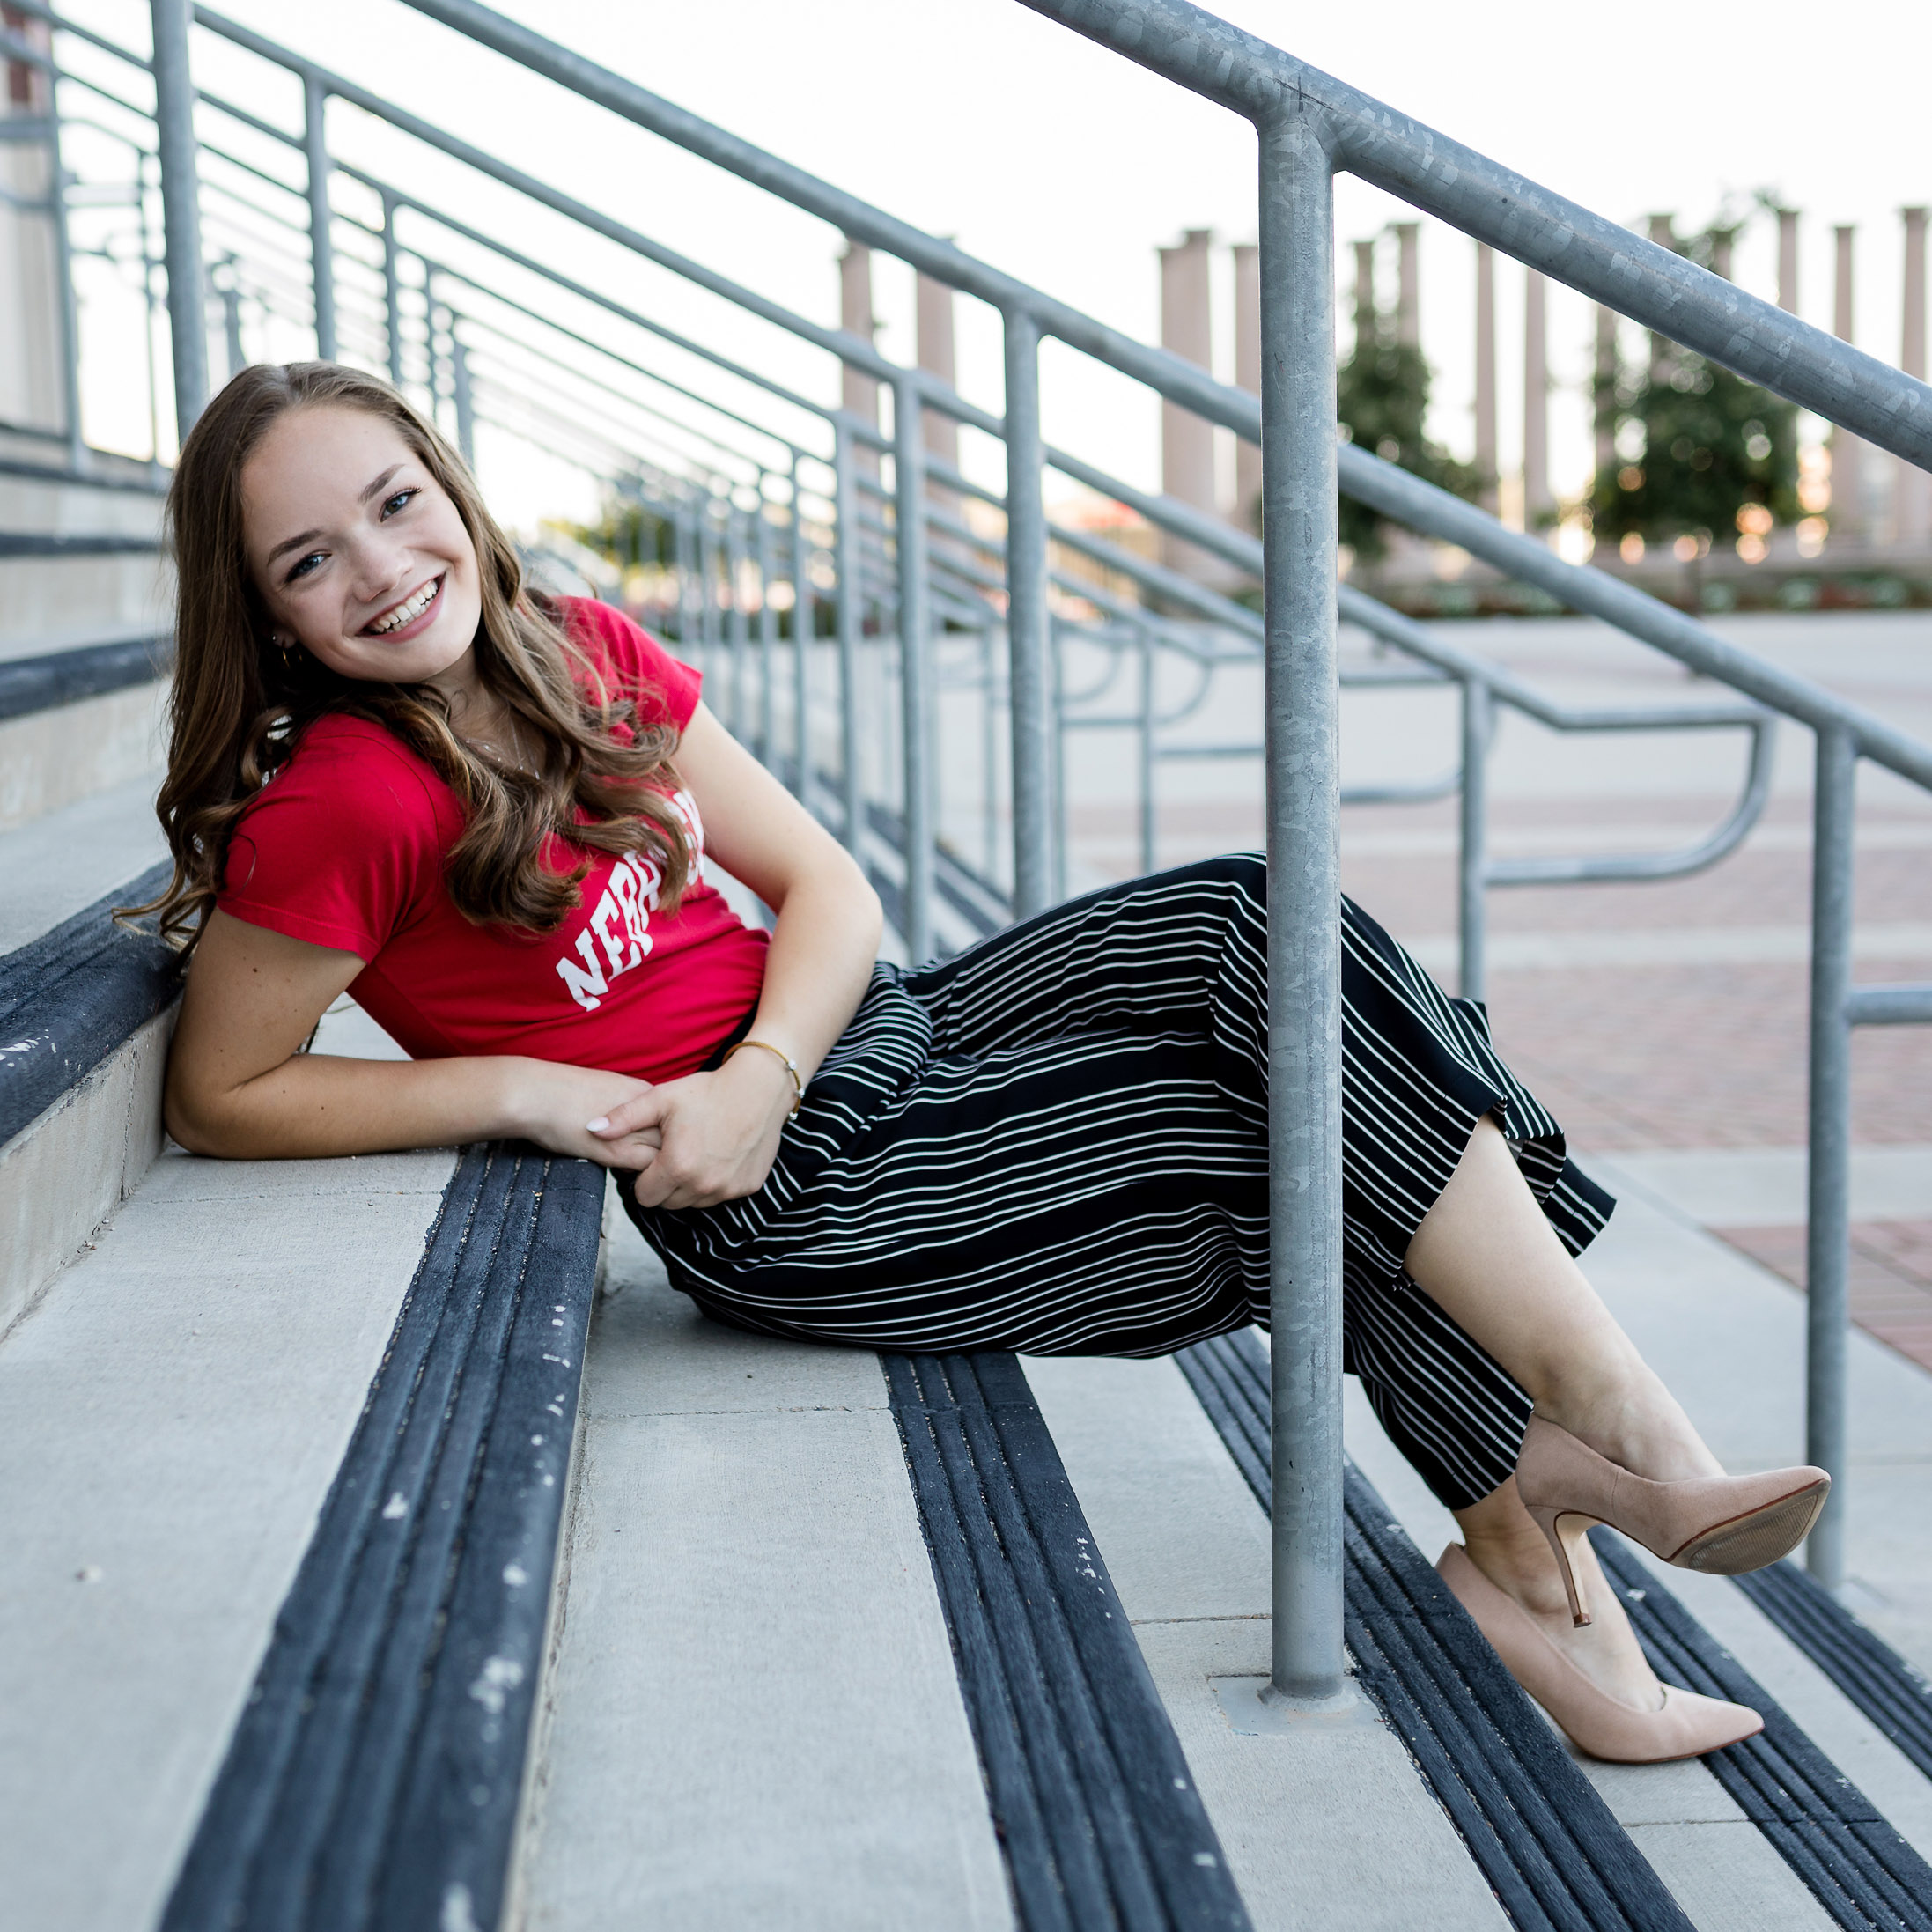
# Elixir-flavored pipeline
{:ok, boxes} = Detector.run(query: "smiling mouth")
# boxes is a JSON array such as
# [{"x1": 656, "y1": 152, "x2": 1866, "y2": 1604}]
[{"x1": 365, "y1": 574, "x2": 443, "y2": 636}]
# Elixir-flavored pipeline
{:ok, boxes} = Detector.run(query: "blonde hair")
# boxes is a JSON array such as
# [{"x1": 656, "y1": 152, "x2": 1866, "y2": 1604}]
[{"x1": 133, "y1": 361, "x2": 691, "y2": 949}]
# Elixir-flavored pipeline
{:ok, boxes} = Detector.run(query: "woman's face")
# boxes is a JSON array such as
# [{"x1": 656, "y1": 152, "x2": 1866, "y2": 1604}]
[{"x1": 241, "y1": 403, "x2": 485, "y2": 690}]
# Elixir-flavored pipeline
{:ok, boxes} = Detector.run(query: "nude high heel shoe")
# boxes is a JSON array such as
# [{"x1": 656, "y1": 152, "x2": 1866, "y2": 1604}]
[
  {"x1": 1515, "y1": 1414, "x2": 1830, "y2": 1626},
  {"x1": 1437, "y1": 1543, "x2": 1764, "y2": 1763}
]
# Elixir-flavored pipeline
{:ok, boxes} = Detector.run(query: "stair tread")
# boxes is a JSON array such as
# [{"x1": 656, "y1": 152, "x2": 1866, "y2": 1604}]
[{"x1": 0, "y1": 776, "x2": 165, "y2": 955}]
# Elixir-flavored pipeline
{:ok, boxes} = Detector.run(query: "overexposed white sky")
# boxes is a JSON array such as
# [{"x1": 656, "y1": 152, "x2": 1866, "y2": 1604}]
[{"x1": 55, "y1": 0, "x2": 1932, "y2": 530}]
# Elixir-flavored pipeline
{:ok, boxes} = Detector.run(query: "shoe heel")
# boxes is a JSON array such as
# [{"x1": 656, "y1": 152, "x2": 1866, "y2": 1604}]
[{"x1": 1526, "y1": 1506, "x2": 1595, "y2": 1626}]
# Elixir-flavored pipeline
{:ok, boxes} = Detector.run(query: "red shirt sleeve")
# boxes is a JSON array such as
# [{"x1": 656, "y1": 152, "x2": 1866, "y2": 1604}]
[
  {"x1": 557, "y1": 596, "x2": 701, "y2": 734},
  {"x1": 218, "y1": 719, "x2": 450, "y2": 960}
]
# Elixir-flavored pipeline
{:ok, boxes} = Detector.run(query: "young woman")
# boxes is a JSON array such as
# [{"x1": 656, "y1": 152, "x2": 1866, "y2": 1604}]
[{"x1": 149, "y1": 362, "x2": 1826, "y2": 1765}]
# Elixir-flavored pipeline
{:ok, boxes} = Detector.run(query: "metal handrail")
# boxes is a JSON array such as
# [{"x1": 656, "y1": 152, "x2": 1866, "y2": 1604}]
[{"x1": 18, "y1": 0, "x2": 1916, "y2": 1695}]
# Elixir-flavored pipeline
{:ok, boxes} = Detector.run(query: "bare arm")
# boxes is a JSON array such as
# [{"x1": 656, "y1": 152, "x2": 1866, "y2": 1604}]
[
  {"x1": 165, "y1": 701, "x2": 880, "y2": 1193},
  {"x1": 590, "y1": 702, "x2": 883, "y2": 1209},
  {"x1": 164, "y1": 911, "x2": 657, "y2": 1163}
]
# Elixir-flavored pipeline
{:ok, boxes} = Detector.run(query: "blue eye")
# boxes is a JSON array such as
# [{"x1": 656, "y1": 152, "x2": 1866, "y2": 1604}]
[
  {"x1": 381, "y1": 489, "x2": 418, "y2": 518},
  {"x1": 285, "y1": 550, "x2": 324, "y2": 582}
]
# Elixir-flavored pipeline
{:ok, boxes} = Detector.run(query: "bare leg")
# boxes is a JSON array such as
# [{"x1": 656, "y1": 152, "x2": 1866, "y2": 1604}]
[
  {"x1": 1405, "y1": 1117, "x2": 1720, "y2": 1483},
  {"x1": 1409, "y1": 1117, "x2": 1722, "y2": 1707},
  {"x1": 1450, "y1": 1482, "x2": 1663, "y2": 1707}
]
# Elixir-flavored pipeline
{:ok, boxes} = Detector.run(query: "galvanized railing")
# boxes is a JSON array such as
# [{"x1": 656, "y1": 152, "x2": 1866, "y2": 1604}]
[{"x1": 14, "y1": 0, "x2": 1928, "y2": 1707}]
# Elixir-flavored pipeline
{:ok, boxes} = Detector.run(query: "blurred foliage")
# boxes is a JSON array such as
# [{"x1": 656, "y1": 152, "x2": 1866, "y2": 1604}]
[
  {"x1": 570, "y1": 498, "x2": 678, "y2": 568},
  {"x1": 1332, "y1": 305, "x2": 1479, "y2": 562},
  {"x1": 1591, "y1": 211, "x2": 1801, "y2": 547}
]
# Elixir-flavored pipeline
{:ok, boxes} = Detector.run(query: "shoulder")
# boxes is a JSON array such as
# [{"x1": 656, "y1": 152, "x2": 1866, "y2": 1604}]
[
  {"x1": 237, "y1": 714, "x2": 453, "y2": 845},
  {"x1": 554, "y1": 594, "x2": 700, "y2": 733}
]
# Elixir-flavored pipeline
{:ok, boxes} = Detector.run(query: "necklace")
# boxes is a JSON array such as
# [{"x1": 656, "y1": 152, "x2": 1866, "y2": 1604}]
[{"x1": 462, "y1": 712, "x2": 532, "y2": 771}]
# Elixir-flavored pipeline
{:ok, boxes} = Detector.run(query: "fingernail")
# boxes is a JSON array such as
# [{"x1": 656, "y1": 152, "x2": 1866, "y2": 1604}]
[{"x1": 586, "y1": 1117, "x2": 609, "y2": 1132}]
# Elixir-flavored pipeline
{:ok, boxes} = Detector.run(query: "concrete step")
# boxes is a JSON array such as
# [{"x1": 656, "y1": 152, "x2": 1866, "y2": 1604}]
[
  {"x1": 0, "y1": 1141, "x2": 461, "y2": 1930},
  {"x1": 0, "y1": 776, "x2": 175, "y2": 1327},
  {"x1": 0, "y1": 464, "x2": 167, "y2": 655},
  {"x1": 0, "y1": 643, "x2": 170, "y2": 832},
  {"x1": 518, "y1": 1221, "x2": 1016, "y2": 1929}
]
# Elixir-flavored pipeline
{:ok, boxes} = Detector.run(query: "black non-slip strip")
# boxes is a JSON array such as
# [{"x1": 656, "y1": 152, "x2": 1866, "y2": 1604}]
[
  {"x1": 0, "y1": 528, "x2": 160, "y2": 555},
  {"x1": 1175, "y1": 1330, "x2": 1693, "y2": 1932},
  {"x1": 1736, "y1": 1559, "x2": 1932, "y2": 1784},
  {"x1": 1593, "y1": 1531, "x2": 1932, "y2": 1932},
  {"x1": 884, "y1": 1350, "x2": 1252, "y2": 1932},
  {"x1": 0, "y1": 452, "x2": 169, "y2": 493},
  {"x1": 0, "y1": 859, "x2": 178, "y2": 1145},
  {"x1": 159, "y1": 1143, "x2": 605, "y2": 1932},
  {"x1": 0, "y1": 632, "x2": 173, "y2": 721}
]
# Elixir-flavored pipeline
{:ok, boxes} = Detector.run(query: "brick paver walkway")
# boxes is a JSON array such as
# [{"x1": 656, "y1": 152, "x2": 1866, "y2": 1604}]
[{"x1": 1715, "y1": 1221, "x2": 1932, "y2": 1376}]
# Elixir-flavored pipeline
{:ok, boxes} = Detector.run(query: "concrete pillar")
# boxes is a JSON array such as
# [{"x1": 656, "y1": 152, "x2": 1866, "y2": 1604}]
[
  {"x1": 1898, "y1": 208, "x2": 1929, "y2": 547},
  {"x1": 1647, "y1": 215, "x2": 1676, "y2": 383},
  {"x1": 915, "y1": 269, "x2": 958, "y2": 528},
  {"x1": 1474, "y1": 241, "x2": 1498, "y2": 513},
  {"x1": 1831, "y1": 225, "x2": 1865, "y2": 545},
  {"x1": 1593, "y1": 305, "x2": 1618, "y2": 505},
  {"x1": 1523, "y1": 269, "x2": 1551, "y2": 534},
  {"x1": 1394, "y1": 221, "x2": 1420, "y2": 347},
  {"x1": 1352, "y1": 239, "x2": 1376, "y2": 359},
  {"x1": 1777, "y1": 209, "x2": 1800, "y2": 314},
  {"x1": 1158, "y1": 227, "x2": 1219, "y2": 579},
  {"x1": 0, "y1": 11, "x2": 63, "y2": 435},
  {"x1": 1233, "y1": 240, "x2": 1262, "y2": 530},
  {"x1": 915, "y1": 269, "x2": 957, "y2": 474},
  {"x1": 838, "y1": 239, "x2": 879, "y2": 478}
]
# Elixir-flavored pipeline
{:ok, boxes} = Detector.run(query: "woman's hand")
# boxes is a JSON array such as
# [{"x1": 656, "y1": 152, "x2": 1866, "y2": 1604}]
[
  {"x1": 586, "y1": 1046, "x2": 796, "y2": 1210},
  {"x1": 502, "y1": 1058, "x2": 662, "y2": 1167}
]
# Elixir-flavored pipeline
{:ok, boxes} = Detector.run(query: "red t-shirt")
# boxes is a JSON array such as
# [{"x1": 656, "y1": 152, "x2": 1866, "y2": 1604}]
[{"x1": 218, "y1": 598, "x2": 769, "y2": 1084}]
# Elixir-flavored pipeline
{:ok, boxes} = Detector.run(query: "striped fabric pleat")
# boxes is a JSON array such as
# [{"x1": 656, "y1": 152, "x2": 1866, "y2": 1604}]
[{"x1": 630, "y1": 852, "x2": 1614, "y2": 1509}]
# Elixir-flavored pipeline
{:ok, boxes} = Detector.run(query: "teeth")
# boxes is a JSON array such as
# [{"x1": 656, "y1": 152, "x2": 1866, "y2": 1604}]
[{"x1": 370, "y1": 579, "x2": 438, "y2": 634}]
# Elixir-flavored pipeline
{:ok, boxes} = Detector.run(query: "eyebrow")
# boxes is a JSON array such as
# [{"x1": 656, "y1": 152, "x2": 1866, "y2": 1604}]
[{"x1": 263, "y1": 464, "x2": 409, "y2": 566}]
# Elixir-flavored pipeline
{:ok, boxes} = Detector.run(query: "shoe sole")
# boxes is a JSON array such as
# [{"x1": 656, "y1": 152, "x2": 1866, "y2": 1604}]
[{"x1": 1670, "y1": 1482, "x2": 1830, "y2": 1574}]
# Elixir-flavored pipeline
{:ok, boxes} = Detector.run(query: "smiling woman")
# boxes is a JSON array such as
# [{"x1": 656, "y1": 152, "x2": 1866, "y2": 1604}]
[
  {"x1": 135, "y1": 360, "x2": 1832, "y2": 1772},
  {"x1": 138, "y1": 359, "x2": 870, "y2": 1205}
]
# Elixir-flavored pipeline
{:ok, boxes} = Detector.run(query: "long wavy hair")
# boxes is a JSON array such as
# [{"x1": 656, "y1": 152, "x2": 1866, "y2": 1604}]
[{"x1": 131, "y1": 361, "x2": 691, "y2": 953}]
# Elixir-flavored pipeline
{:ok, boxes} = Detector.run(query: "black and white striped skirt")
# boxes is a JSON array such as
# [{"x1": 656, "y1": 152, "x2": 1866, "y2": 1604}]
[{"x1": 629, "y1": 852, "x2": 1614, "y2": 1510}]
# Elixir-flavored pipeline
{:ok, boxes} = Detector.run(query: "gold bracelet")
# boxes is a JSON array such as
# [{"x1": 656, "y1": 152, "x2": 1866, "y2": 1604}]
[{"x1": 722, "y1": 1038, "x2": 804, "y2": 1117}]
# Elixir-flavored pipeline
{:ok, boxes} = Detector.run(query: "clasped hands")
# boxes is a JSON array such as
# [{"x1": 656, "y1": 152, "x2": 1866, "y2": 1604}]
[{"x1": 513, "y1": 1048, "x2": 795, "y2": 1210}]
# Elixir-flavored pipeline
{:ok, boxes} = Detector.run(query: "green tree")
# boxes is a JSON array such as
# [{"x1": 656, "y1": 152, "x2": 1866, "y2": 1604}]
[
  {"x1": 570, "y1": 498, "x2": 678, "y2": 570},
  {"x1": 1333, "y1": 299, "x2": 1478, "y2": 563},
  {"x1": 1592, "y1": 215, "x2": 1800, "y2": 550}
]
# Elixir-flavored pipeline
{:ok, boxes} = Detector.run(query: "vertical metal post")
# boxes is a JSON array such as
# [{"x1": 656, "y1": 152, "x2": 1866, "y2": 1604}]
[
  {"x1": 983, "y1": 627, "x2": 1000, "y2": 878},
  {"x1": 755, "y1": 483, "x2": 778, "y2": 766},
  {"x1": 303, "y1": 70, "x2": 336, "y2": 360},
  {"x1": 726, "y1": 505, "x2": 749, "y2": 740},
  {"x1": 425, "y1": 287, "x2": 448, "y2": 424},
  {"x1": 381, "y1": 192, "x2": 403, "y2": 387},
  {"x1": 1003, "y1": 309, "x2": 1053, "y2": 920},
  {"x1": 44, "y1": 102, "x2": 85, "y2": 465},
  {"x1": 216, "y1": 262, "x2": 244, "y2": 380},
  {"x1": 135, "y1": 150, "x2": 164, "y2": 468},
  {"x1": 835, "y1": 418, "x2": 865, "y2": 858},
  {"x1": 1806, "y1": 724, "x2": 1857, "y2": 1589},
  {"x1": 673, "y1": 509, "x2": 695, "y2": 650},
  {"x1": 697, "y1": 505, "x2": 722, "y2": 686},
  {"x1": 449, "y1": 323, "x2": 475, "y2": 467},
  {"x1": 1138, "y1": 626, "x2": 1157, "y2": 876},
  {"x1": 1257, "y1": 107, "x2": 1348, "y2": 1707},
  {"x1": 1050, "y1": 621, "x2": 1067, "y2": 904},
  {"x1": 895, "y1": 371, "x2": 934, "y2": 962},
  {"x1": 791, "y1": 451, "x2": 813, "y2": 803},
  {"x1": 149, "y1": 0, "x2": 207, "y2": 437},
  {"x1": 1458, "y1": 676, "x2": 1493, "y2": 1004}
]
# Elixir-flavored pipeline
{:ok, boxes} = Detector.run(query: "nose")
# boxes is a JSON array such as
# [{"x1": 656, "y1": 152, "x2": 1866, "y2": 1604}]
[{"x1": 346, "y1": 527, "x2": 412, "y2": 608}]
